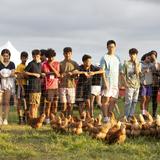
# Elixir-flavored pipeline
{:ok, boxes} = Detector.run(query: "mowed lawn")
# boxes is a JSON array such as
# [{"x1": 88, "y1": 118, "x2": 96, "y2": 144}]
[{"x1": 1, "y1": 99, "x2": 160, "y2": 160}]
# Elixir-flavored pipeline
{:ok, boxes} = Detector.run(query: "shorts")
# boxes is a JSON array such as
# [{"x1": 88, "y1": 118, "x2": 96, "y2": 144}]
[
  {"x1": 91, "y1": 85, "x2": 101, "y2": 96},
  {"x1": 76, "y1": 84, "x2": 91, "y2": 102},
  {"x1": 29, "y1": 92, "x2": 41, "y2": 105},
  {"x1": 46, "y1": 89, "x2": 58, "y2": 102},
  {"x1": 101, "y1": 86, "x2": 119, "y2": 99},
  {"x1": 16, "y1": 85, "x2": 28, "y2": 99},
  {"x1": 141, "y1": 85, "x2": 152, "y2": 96},
  {"x1": 59, "y1": 88, "x2": 75, "y2": 104}
]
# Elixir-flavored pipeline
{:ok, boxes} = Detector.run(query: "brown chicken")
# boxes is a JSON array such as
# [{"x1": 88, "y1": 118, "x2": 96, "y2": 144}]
[
  {"x1": 105, "y1": 121, "x2": 121, "y2": 141},
  {"x1": 156, "y1": 115, "x2": 160, "y2": 136},
  {"x1": 94, "y1": 114, "x2": 102, "y2": 127},
  {"x1": 130, "y1": 115, "x2": 141, "y2": 137},
  {"x1": 28, "y1": 113, "x2": 46, "y2": 129},
  {"x1": 141, "y1": 112, "x2": 155, "y2": 136},
  {"x1": 93, "y1": 124, "x2": 111, "y2": 140},
  {"x1": 107, "y1": 124, "x2": 126, "y2": 144},
  {"x1": 108, "y1": 111, "x2": 117, "y2": 127},
  {"x1": 59, "y1": 118, "x2": 69, "y2": 133},
  {"x1": 50, "y1": 114, "x2": 62, "y2": 130},
  {"x1": 72, "y1": 121, "x2": 83, "y2": 135}
]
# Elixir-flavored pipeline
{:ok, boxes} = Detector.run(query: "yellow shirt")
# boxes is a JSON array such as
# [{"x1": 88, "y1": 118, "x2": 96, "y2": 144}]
[{"x1": 16, "y1": 63, "x2": 27, "y2": 85}]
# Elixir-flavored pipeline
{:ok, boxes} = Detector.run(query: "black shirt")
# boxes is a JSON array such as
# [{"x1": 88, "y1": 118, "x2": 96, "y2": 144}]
[
  {"x1": 77, "y1": 64, "x2": 100, "y2": 86},
  {"x1": 0, "y1": 61, "x2": 15, "y2": 70},
  {"x1": 25, "y1": 60, "x2": 41, "y2": 93},
  {"x1": 92, "y1": 66, "x2": 102, "y2": 86}
]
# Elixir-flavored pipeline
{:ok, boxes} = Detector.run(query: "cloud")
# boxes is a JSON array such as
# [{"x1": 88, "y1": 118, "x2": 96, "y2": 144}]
[{"x1": 0, "y1": 0, "x2": 160, "y2": 64}]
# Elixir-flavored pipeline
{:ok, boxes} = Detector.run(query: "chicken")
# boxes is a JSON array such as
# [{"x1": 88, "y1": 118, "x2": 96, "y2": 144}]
[
  {"x1": 94, "y1": 114, "x2": 102, "y2": 127},
  {"x1": 156, "y1": 115, "x2": 160, "y2": 136},
  {"x1": 50, "y1": 114, "x2": 62, "y2": 130},
  {"x1": 28, "y1": 113, "x2": 46, "y2": 129},
  {"x1": 58, "y1": 118, "x2": 69, "y2": 133},
  {"x1": 108, "y1": 111, "x2": 117, "y2": 127},
  {"x1": 80, "y1": 111, "x2": 87, "y2": 121},
  {"x1": 107, "y1": 124, "x2": 126, "y2": 144},
  {"x1": 141, "y1": 112, "x2": 155, "y2": 136},
  {"x1": 82, "y1": 117, "x2": 95, "y2": 132},
  {"x1": 94, "y1": 123, "x2": 112, "y2": 140},
  {"x1": 130, "y1": 115, "x2": 141, "y2": 137},
  {"x1": 105, "y1": 121, "x2": 122, "y2": 141},
  {"x1": 72, "y1": 121, "x2": 83, "y2": 135}
]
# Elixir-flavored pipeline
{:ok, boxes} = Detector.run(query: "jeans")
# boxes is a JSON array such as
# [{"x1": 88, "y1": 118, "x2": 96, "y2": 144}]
[{"x1": 125, "y1": 87, "x2": 139, "y2": 118}]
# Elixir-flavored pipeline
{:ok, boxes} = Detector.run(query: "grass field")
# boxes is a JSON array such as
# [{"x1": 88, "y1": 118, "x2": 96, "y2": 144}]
[{"x1": 1, "y1": 99, "x2": 160, "y2": 160}]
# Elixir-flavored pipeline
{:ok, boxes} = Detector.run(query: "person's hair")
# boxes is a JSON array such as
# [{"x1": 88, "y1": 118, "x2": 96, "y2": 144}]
[
  {"x1": 21, "y1": 51, "x2": 28, "y2": 58},
  {"x1": 82, "y1": 54, "x2": 92, "y2": 62},
  {"x1": 107, "y1": 40, "x2": 116, "y2": 47},
  {"x1": 1, "y1": 49, "x2": 11, "y2": 57},
  {"x1": 63, "y1": 47, "x2": 72, "y2": 54},
  {"x1": 141, "y1": 53, "x2": 149, "y2": 61},
  {"x1": 32, "y1": 49, "x2": 41, "y2": 56},
  {"x1": 46, "y1": 48, "x2": 56, "y2": 58},
  {"x1": 150, "y1": 50, "x2": 157, "y2": 58},
  {"x1": 129, "y1": 48, "x2": 138, "y2": 55},
  {"x1": 40, "y1": 49, "x2": 48, "y2": 57}
]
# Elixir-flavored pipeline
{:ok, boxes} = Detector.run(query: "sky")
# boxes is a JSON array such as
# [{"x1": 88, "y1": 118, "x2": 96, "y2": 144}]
[{"x1": 0, "y1": 0, "x2": 160, "y2": 65}]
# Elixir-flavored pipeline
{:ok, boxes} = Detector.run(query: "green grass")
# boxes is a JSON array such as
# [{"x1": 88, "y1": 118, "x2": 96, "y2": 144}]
[{"x1": 0, "y1": 99, "x2": 160, "y2": 160}]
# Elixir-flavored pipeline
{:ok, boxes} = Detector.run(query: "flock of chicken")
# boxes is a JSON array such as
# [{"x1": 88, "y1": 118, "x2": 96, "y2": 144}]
[{"x1": 28, "y1": 111, "x2": 160, "y2": 144}]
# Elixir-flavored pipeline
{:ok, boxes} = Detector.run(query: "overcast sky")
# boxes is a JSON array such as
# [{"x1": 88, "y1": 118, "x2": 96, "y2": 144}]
[{"x1": 0, "y1": 0, "x2": 160, "y2": 64}]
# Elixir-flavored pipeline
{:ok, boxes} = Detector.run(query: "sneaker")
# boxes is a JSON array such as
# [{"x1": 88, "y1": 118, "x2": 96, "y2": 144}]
[
  {"x1": 0, "y1": 117, "x2": 3, "y2": 125},
  {"x1": 45, "y1": 118, "x2": 50, "y2": 124},
  {"x1": 103, "y1": 116, "x2": 110, "y2": 123},
  {"x1": 3, "y1": 119, "x2": 8, "y2": 125}
]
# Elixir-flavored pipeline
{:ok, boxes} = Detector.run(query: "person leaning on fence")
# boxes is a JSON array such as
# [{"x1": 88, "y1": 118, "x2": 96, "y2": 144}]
[
  {"x1": 100, "y1": 40, "x2": 122, "y2": 123},
  {"x1": 140, "y1": 53, "x2": 153, "y2": 117},
  {"x1": 121, "y1": 48, "x2": 141, "y2": 119},
  {"x1": 59, "y1": 47, "x2": 79, "y2": 117},
  {"x1": 0, "y1": 49, "x2": 15, "y2": 125},
  {"x1": 42, "y1": 48, "x2": 60, "y2": 124},
  {"x1": 150, "y1": 50, "x2": 160, "y2": 118},
  {"x1": 39, "y1": 49, "x2": 48, "y2": 116},
  {"x1": 15, "y1": 51, "x2": 28, "y2": 124},
  {"x1": 24, "y1": 49, "x2": 44, "y2": 118},
  {"x1": 90, "y1": 63, "x2": 103, "y2": 117},
  {"x1": 76, "y1": 54, "x2": 104, "y2": 118}
]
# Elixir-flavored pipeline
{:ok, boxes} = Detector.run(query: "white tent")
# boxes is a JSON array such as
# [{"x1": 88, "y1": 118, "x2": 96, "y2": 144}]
[{"x1": 0, "y1": 41, "x2": 21, "y2": 66}]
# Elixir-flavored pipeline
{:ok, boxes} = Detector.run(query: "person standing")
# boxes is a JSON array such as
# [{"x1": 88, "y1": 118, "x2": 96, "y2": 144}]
[
  {"x1": 15, "y1": 51, "x2": 28, "y2": 124},
  {"x1": 42, "y1": 49, "x2": 60, "y2": 124},
  {"x1": 100, "y1": 40, "x2": 121, "y2": 122},
  {"x1": 59, "y1": 47, "x2": 79, "y2": 116},
  {"x1": 24, "y1": 49, "x2": 43, "y2": 118},
  {"x1": 39, "y1": 49, "x2": 48, "y2": 115},
  {"x1": 150, "y1": 51, "x2": 160, "y2": 117},
  {"x1": 76, "y1": 54, "x2": 103, "y2": 118},
  {"x1": 0, "y1": 49, "x2": 15, "y2": 125},
  {"x1": 122, "y1": 48, "x2": 141, "y2": 119}
]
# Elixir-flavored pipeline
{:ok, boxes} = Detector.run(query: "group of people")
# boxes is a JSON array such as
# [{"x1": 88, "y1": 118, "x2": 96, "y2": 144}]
[{"x1": 0, "y1": 40, "x2": 159, "y2": 125}]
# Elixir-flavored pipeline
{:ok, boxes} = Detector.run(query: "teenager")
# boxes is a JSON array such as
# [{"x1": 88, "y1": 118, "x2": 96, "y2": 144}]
[
  {"x1": 42, "y1": 49, "x2": 60, "y2": 124},
  {"x1": 0, "y1": 49, "x2": 15, "y2": 125},
  {"x1": 100, "y1": 40, "x2": 122, "y2": 122},
  {"x1": 59, "y1": 47, "x2": 79, "y2": 116},
  {"x1": 15, "y1": 51, "x2": 28, "y2": 124},
  {"x1": 76, "y1": 54, "x2": 103, "y2": 118},
  {"x1": 24, "y1": 49, "x2": 43, "y2": 118},
  {"x1": 122, "y1": 48, "x2": 141, "y2": 118}
]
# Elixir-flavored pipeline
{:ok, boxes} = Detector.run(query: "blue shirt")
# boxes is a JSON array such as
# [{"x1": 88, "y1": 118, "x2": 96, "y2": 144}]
[{"x1": 100, "y1": 53, "x2": 121, "y2": 88}]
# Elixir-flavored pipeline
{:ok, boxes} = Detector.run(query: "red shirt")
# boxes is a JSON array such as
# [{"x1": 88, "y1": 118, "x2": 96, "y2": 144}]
[{"x1": 42, "y1": 60, "x2": 60, "y2": 90}]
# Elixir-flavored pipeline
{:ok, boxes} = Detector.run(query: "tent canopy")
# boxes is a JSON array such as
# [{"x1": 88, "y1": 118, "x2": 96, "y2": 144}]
[{"x1": 0, "y1": 41, "x2": 21, "y2": 66}]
